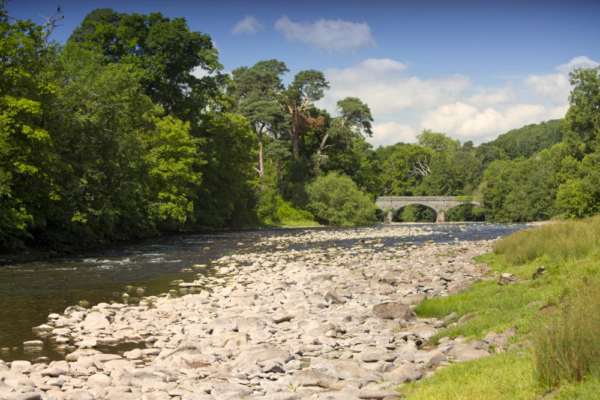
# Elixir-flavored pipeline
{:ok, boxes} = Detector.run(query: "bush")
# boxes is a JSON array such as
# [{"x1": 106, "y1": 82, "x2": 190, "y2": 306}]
[
  {"x1": 306, "y1": 172, "x2": 376, "y2": 226},
  {"x1": 493, "y1": 214, "x2": 600, "y2": 265},
  {"x1": 533, "y1": 276, "x2": 600, "y2": 389}
]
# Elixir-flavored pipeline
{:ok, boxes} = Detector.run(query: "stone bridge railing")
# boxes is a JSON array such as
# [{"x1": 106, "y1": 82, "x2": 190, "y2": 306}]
[{"x1": 375, "y1": 196, "x2": 483, "y2": 223}]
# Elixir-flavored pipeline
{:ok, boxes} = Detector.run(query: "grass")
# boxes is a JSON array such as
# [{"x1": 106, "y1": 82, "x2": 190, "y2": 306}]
[
  {"x1": 533, "y1": 277, "x2": 600, "y2": 389},
  {"x1": 405, "y1": 214, "x2": 600, "y2": 399},
  {"x1": 493, "y1": 215, "x2": 600, "y2": 265},
  {"x1": 402, "y1": 351, "x2": 537, "y2": 399}
]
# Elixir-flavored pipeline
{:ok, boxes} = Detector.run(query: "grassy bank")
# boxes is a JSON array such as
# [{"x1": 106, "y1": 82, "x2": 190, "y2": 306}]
[{"x1": 405, "y1": 215, "x2": 600, "y2": 399}]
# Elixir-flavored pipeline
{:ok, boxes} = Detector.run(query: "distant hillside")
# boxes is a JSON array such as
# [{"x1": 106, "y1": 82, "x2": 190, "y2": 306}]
[{"x1": 487, "y1": 119, "x2": 564, "y2": 159}]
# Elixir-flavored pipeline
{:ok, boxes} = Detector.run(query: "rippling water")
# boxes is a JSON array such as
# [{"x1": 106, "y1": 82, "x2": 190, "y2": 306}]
[{"x1": 0, "y1": 223, "x2": 530, "y2": 362}]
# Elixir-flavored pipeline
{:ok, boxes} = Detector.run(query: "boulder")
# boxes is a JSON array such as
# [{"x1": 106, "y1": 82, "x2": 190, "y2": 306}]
[
  {"x1": 373, "y1": 302, "x2": 415, "y2": 320},
  {"x1": 82, "y1": 312, "x2": 110, "y2": 331},
  {"x1": 291, "y1": 370, "x2": 338, "y2": 388}
]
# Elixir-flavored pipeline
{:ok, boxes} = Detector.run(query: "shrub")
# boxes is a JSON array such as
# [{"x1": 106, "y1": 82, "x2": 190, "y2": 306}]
[
  {"x1": 306, "y1": 172, "x2": 376, "y2": 226},
  {"x1": 533, "y1": 276, "x2": 600, "y2": 389}
]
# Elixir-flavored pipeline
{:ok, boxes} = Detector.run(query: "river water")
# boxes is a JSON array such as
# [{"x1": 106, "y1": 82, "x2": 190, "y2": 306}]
[{"x1": 0, "y1": 223, "x2": 530, "y2": 362}]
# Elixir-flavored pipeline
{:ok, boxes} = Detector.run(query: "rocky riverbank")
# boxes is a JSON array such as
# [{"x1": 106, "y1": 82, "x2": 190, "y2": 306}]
[{"x1": 0, "y1": 226, "x2": 526, "y2": 400}]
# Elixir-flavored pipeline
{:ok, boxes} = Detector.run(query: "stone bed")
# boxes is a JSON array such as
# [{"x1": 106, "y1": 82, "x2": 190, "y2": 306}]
[{"x1": 0, "y1": 228, "x2": 518, "y2": 400}]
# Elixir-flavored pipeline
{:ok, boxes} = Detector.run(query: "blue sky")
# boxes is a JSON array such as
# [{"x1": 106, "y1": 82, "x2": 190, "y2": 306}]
[{"x1": 6, "y1": 0, "x2": 600, "y2": 146}]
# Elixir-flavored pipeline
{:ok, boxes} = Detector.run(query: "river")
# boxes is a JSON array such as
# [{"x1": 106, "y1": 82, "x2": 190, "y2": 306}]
[{"x1": 0, "y1": 222, "x2": 530, "y2": 362}]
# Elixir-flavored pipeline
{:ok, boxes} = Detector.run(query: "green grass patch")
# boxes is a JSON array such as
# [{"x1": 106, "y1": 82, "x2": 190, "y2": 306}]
[
  {"x1": 533, "y1": 276, "x2": 600, "y2": 389},
  {"x1": 414, "y1": 253, "x2": 562, "y2": 344},
  {"x1": 403, "y1": 351, "x2": 537, "y2": 399},
  {"x1": 494, "y1": 215, "x2": 600, "y2": 265},
  {"x1": 408, "y1": 214, "x2": 600, "y2": 398}
]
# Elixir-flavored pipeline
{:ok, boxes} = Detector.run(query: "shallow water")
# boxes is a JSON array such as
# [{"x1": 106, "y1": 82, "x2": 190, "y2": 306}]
[{"x1": 0, "y1": 223, "x2": 529, "y2": 362}]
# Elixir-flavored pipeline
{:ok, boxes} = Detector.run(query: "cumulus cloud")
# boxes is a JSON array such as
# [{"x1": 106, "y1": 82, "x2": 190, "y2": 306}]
[
  {"x1": 524, "y1": 73, "x2": 571, "y2": 106},
  {"x1": 368, "y1": 122, "x2": 417, "y2": 148},
  {"x1": 524, "y1": 56, "x2": 600, "y2": 106},
  {"x1": 422, "y1": 102, "x2": 568, "y2": 141},
  {"x1": 231, "y1": 15, "x2": 264, "y2": 35},
  {"x1": 274, "y1": 15, "x2": 375, "y2": 52},
  {"x1": 467, "y1": 85, "x2": 517, "y2": 107},
  {"x1": 318, "y1": 58, "x2": 471, "y2": 117},
  {"x1": 555, "y1": 55, "x2": 600, "y2": 75}
]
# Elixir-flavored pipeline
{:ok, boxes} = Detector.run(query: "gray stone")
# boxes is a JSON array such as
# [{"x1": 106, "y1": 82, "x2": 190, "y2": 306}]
[
  {"x1": 291, "y1": 370, "x2": 338, "y2": 388},
  {"x1": 373, "y1": 303, "x2": 415, "y2": 320},
  {"x1": 389, "y1": 363, "x2": 422, "y2": 383},
  {"x1": 82, "y1": 312, "x2": 110, "y2": 331}
]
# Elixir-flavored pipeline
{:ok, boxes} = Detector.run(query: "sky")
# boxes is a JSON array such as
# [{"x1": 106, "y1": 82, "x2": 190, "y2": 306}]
[{"x1": 6, "y1": 0, "x2": 600, "y2": 148}]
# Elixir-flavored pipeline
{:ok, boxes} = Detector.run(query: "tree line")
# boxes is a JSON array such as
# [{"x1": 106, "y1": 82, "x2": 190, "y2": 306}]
[{"x1": 1, "y1": 4, "x2": 599, "y2": 252}]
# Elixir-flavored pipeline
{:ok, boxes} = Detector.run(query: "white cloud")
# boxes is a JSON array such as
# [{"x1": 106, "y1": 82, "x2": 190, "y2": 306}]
[
  {"x1": 555, "y1": 55, "x2": 600, "y2": 75},
  {"x1": 524, "y1": 73, "x2": 571, "y2": 106},
  {"x1": 368, "y1": 122, "x2": 417, "y2": 148},
  {"x1": 422, "y1": 102, "x2": 568, "y2": 141},
  {"x1": 467, "y1": 85, "x2": 517, "y2": 107},
  {"x1": 231, "y1": 15, "x2": 264, "y2": 35},
  {"x1": 274, "y1": 15, "x2": 375, "y2": 53},
  {"x1": 191, "y1": 67, "x2": 231, "y2": 80},
  {"x1": 318, "y1": 58, "x2": 471, "y2": 117},
  {"x1": 524, "y1": 56, "x2": 600, "y2": 106}
]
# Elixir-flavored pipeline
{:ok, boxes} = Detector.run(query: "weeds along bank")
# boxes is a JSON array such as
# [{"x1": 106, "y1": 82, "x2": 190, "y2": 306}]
[{"x1": 405, "y1": 214, "x2": 600, "y2": 399}]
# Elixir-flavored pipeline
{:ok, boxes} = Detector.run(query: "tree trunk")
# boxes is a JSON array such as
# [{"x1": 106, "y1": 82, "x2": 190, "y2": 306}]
[
  {"x1": 258, "y1": 127, "x2": 264, "y2": 184},
  {"x1": 277, "y1": 158, "x2": 284, "y2": 197},
  {"x1": 314, "y1": 132, "x2": 330, "y2": 171},
  {"x1": 292, "y1": 130, "x2": 299, "y2": 159}
]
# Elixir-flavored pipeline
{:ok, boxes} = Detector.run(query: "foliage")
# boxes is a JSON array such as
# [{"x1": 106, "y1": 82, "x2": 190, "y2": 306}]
[
  {"x1": 306, "y1": 172, "x2": 376, "y2": 226},
  {"x1": 488, "y1": 119, "x2": 563, "y2": 159},
  {"x1": 563, "y1": 67, "x2": 600, "y2": 158},
  {"x1": 482, "y1": 157, "x2": 558, "y2": 222},
  {"x1": 417, "y1": 129, "x2": 461, "y2": 152}
]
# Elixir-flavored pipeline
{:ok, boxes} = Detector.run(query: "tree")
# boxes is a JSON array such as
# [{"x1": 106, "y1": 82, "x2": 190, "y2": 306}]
[
  {"x1": 563, "y1": 67, "x2": 600, "y2": 158},
  {"x1": 417, "y1": 129, "x2": 461, "y2": 152},
  {"x1": 314, "y1": 97, "x2": 373, "y2": 171},
  {"x1": 266, "y1": 140, "x2": 291, "y2": 196},
  {"x1": 306, "y1": 172, "x2": 376, "y2": 226},
  {"x1": 0, "y1": 3, "x2": 60, "y2": 248},
  {"x1": 231, "y1": 59, "x2": 288, "y2": 181},
  {"x1": 67, "y1": 9, "x2": 227, "y2": 120},
  {"x1": 281, "y1": 70, "x2": 329, "y2": 158}
]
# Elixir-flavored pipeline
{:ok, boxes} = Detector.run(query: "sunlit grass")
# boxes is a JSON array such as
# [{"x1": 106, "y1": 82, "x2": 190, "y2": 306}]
[
  {"x1": 407, "y1": 215, "x2": 600, "y2": 398},
  {"x1": 493, "y1": 215, "x2": 600, "y2": 265},
  {"x1": 403, "y1": 351, "x2": 537, "y2": 399}
]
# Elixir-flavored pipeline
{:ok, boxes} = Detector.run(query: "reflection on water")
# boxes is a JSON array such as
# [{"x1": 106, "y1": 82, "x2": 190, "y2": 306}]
[{"x1": 0, "y1": 223, "x2": 529, "y2": 361}]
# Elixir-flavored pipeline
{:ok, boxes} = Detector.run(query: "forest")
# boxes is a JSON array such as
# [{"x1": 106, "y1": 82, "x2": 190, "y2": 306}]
[{"x1": 1, "y1": 5, "x2": 599, "y2": 252}]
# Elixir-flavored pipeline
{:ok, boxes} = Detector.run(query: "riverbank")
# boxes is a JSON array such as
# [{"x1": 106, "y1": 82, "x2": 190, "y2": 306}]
[{"x1": 0, "y1": 224, "x2": 534, "y2": 399}]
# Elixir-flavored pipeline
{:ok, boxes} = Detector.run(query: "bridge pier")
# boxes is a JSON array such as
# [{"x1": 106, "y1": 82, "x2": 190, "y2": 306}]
[
  {"x1": 383, "y1": 211, "x2": 394, "y2": 223},
  {"x1": 436, "y1": 211, "x2": 445, "y2": 223}
]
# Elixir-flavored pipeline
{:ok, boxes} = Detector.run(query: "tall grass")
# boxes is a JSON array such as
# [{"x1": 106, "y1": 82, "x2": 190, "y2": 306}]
[
  {"x1": 533, "y1": 277, "x2": 600, "y2": 389},
  {"x1": 493, "y1": 215, "x2": 600, "y2": 265}
]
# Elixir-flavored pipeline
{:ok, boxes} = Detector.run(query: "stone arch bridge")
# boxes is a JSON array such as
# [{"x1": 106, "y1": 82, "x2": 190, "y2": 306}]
[{"x1": 376, "y1": 196, "x2": 483, "y2": 223}]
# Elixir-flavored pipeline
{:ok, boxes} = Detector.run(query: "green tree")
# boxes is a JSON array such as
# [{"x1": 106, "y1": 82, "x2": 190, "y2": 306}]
[
  {"x1": 417, "y1": 129, "x2": 461, "y2": 152},
  {"x1": 306, "y1": 172, "x2": 376, "y2": 226},
  {"x1": 68, "y1": 9, "x2": 227, "y2": 120},
  {"x1": 281, "y1": 70, "x2": 329, "y2": 158},
  {"x1": 0, "y1": 3, "x2": 60, "y2": 248},
  {"x1": 563, "y1": 67, "x2": 600, "y2": 158},
  {"x1": 231, "y1": 59, "x2": 288, "y2": 181},
  {"x1": 314, "y1": 97, "x2": 373, "y2": 171}
]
